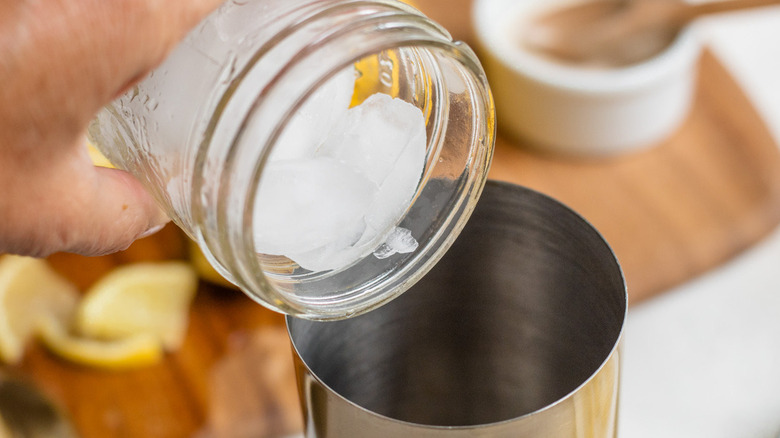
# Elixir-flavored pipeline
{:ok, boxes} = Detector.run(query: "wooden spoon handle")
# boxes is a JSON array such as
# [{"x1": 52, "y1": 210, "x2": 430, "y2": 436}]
[{"x1": 681, "y1": 0, "x2": 780, "y2": 21}]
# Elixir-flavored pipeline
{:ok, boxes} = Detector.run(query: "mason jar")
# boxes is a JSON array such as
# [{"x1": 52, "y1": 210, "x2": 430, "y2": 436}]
[{"x1": 88, "y1": 0, "x2": 495, "y2": 320}]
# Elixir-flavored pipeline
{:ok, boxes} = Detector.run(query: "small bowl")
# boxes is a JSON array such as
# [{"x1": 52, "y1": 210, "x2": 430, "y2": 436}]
[{"x1": 473, "y1": 0, "x2": 702, "y2": 157}]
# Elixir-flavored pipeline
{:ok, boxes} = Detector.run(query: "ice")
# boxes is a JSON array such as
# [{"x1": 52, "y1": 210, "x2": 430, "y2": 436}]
[
  {"x1": 253, "y1": 157, "x2": 376, "y2": 257},
  {"x1": 363, "y1": 119, "x2": 426, "y2": 233},
  {"x1": 373, "y1": 227, "x2": 419, "y2": 259},
  {"x1": 254, "y1": 90, "x2": 427, "y2": 272},
  {"x1": 268, "y1": 66, "x2": 355, "y2": 162},
  {"x1": 318, "y1": 93, "x2": 426, "y2": 184},
  {"x1": 284, "y1": 225, "x2": 374, "y2": 272},
  {"x1": 318, "y1": 93, "x2": 427, "y2": 241}
]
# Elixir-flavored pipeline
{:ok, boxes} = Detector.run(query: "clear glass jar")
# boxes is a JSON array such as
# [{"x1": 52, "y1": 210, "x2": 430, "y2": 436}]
[{"x1": 88, "y1": 0, "x2": 495, "y2": 320}]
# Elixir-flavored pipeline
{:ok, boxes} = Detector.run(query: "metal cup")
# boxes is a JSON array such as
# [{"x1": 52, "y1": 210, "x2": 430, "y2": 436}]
[{"x1": 287, "y1": 181, "x2": 627, "y2": 437}]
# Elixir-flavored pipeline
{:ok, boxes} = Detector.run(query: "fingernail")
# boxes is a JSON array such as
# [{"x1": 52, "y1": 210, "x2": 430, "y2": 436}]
[{"x1": 138, "y1": 223, "x2": 166, "y2": 240}]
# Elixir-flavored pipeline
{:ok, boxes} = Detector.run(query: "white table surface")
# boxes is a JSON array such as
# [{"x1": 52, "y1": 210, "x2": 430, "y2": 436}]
[{"x1": 618, "y1": 7, "x2": 780, "y2": 438}]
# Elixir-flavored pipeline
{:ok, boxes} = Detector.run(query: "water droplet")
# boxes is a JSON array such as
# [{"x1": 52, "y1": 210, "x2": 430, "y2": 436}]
[
  {"x1": 144, "y1": 96, "x2": 159, "y2": 112},
  {"x1": 219, "y1": 54, "x2": 238, "y2": 84}
]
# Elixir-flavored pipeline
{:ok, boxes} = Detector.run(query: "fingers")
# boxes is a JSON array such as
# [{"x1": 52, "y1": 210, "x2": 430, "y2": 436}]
[
  {"x1": 89, "y1": 0, "x2": 228, "y2": 99},
  {"x1": 1, "y1": 0, "x2": 227, "y2": 142},
  {"x1": 0, "y1": 0, "x2": 224, "y2": 256},
  {"x1": 81, "y1": 0, "x2": 227, "y2": 102},
  {"x1": 0, "y1": 150, "x2": 169, "y2": 258},
  {"x1": 57, "y1": 166, "x2": 171, "y2": 257}
]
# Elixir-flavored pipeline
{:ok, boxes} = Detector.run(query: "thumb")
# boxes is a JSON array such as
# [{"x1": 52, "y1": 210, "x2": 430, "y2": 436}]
[
  {"x1": 0, "y1": 156, "x2": 170, "y2": 258},
  {"x1": 66, "y1": 166, "x2": 171, "y2": 256}
]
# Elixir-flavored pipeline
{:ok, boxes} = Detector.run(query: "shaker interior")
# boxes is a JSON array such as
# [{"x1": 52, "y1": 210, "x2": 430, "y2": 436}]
[{"x1": 288, "y1": 182, "x2": 626, "y2": 426}]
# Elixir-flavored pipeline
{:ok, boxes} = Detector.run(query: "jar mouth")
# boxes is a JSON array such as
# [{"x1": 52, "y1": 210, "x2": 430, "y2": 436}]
[{"x1": 194, "y1": 1, "x2": 495, "y2": 320}]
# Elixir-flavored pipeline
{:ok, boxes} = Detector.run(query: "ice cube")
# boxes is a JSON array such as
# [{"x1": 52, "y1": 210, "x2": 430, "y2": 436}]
[
  {"x1": 317, "y1": 93, "x2": 426, "y2": 185},
  {"x1": 254, "y1": 92, "x2": 427, "y2": 273},
  {"x1": 268, "y1": 66, "x2": 355, "y2": 162},
  {"x1": 285, "y1": 222, "x2": 373, "y2": 272},
  {"x1": 319, "y1": 93, "x2": 427, "y2": 244},
  {"x1": 373, "y1": 227, "x2": 419, "y2": 259},
  {"x1": 364, "y1": 113, "x2": 426, "y2": 232},
  {"x1": 253, "y1": 157, "x2": 376, "y2": 257}
]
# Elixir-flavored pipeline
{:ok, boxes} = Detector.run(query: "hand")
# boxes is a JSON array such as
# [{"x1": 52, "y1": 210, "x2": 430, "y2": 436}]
[{"x1": 0, "y1": 0, "x2": 224, "y2": 257}]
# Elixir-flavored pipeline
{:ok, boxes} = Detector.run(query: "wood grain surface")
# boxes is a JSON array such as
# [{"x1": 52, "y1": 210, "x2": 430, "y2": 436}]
[
  {"x1": 488, "y1": 49, "x2": 780, "y2": 303},
  {"x1": 6, "y1": 2, "x2": 780, "y2": 437},
  {"x1": 26, "y1": 226, "x2": 304, "y2": 438}
]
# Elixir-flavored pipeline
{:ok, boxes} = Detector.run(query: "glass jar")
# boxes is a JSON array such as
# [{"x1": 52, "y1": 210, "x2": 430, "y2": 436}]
[{"x1": 88, "y1": 0, "x2": 495, "y2": 320}]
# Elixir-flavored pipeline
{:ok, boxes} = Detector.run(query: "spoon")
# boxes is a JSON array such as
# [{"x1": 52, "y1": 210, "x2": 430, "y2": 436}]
[
  {"x1": 0, "y1": 373, "x2": 78, "y2": 438},
  {"x1": 525, "y1": 0, "x2": 780, "y2": 67}
]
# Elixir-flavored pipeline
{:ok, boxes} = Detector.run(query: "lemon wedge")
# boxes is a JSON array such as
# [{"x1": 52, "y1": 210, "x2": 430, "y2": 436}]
[
  {"x1": 86, "y1": 140, "x2": 114, "y2": 168},
  {"x1": 75, "y1": 261, "x2": 197, "y2": 351},
  {"x1": 188, "y1": 241, "x2": 236, "y2": 289},
  {"x1": 38, "y1": 316, "x2": 162, "y2": 370},
  {"x1": 0, "y1": 256, "x2": 79, "y2": 364}
]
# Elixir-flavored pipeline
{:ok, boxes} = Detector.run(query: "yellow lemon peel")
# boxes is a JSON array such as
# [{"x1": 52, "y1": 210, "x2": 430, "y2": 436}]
[
  {"x1": 86, "y1": 140, "x2": 115, "y2": 168},
  {"x1": 75, "y1": 261, "x2": 198, "y2": 351},
  {"x1": 0, "y1": 256, "x2": 79, "y2": 364},
  {"x1": 38, "y1": 316, "x2": 163, "y2": 370},
  {"x1": 188, "y1": 241, "x2": 236, "y2": 289}
]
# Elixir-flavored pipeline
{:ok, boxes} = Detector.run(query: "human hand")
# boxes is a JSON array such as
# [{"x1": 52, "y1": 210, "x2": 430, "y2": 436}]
[{"x1": 0, "y1": 0, "x2": 224, "y2": 257}]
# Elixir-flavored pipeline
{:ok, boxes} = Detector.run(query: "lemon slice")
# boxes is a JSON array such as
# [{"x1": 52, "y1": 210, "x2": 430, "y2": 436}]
[
  {"x1": 75, "y1": 261, "x2": 197, "y2": 351},
  {"x1": 86, "y1": 140, "x2": 114, "y2": 168},
  {"x1": 0, "y1": 256, "x2": 79, "y2": 364},
  {"x1": 38, "y1": 316, "x2": 162, "y2": 370},
  {"x1": 188, "y1": 241, "x2": 236, "y2": 289}
]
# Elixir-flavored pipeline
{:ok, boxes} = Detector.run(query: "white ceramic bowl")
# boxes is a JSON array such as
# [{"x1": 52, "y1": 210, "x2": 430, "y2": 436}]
[{"x1": 473, "y1": 0, "x2": 702, "y2": 156}]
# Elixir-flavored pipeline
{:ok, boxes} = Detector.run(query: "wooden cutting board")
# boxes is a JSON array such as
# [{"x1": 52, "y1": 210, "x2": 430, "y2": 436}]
[
  {"x1": 9, "y1": 3, "x2": 780, "y2": 437},
  {"x1": 488, "y1": 49, "x2": 780, "y2": 303},
  {"x1": 24, "y1": 228, "x2": 304, "y2": 438}
]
